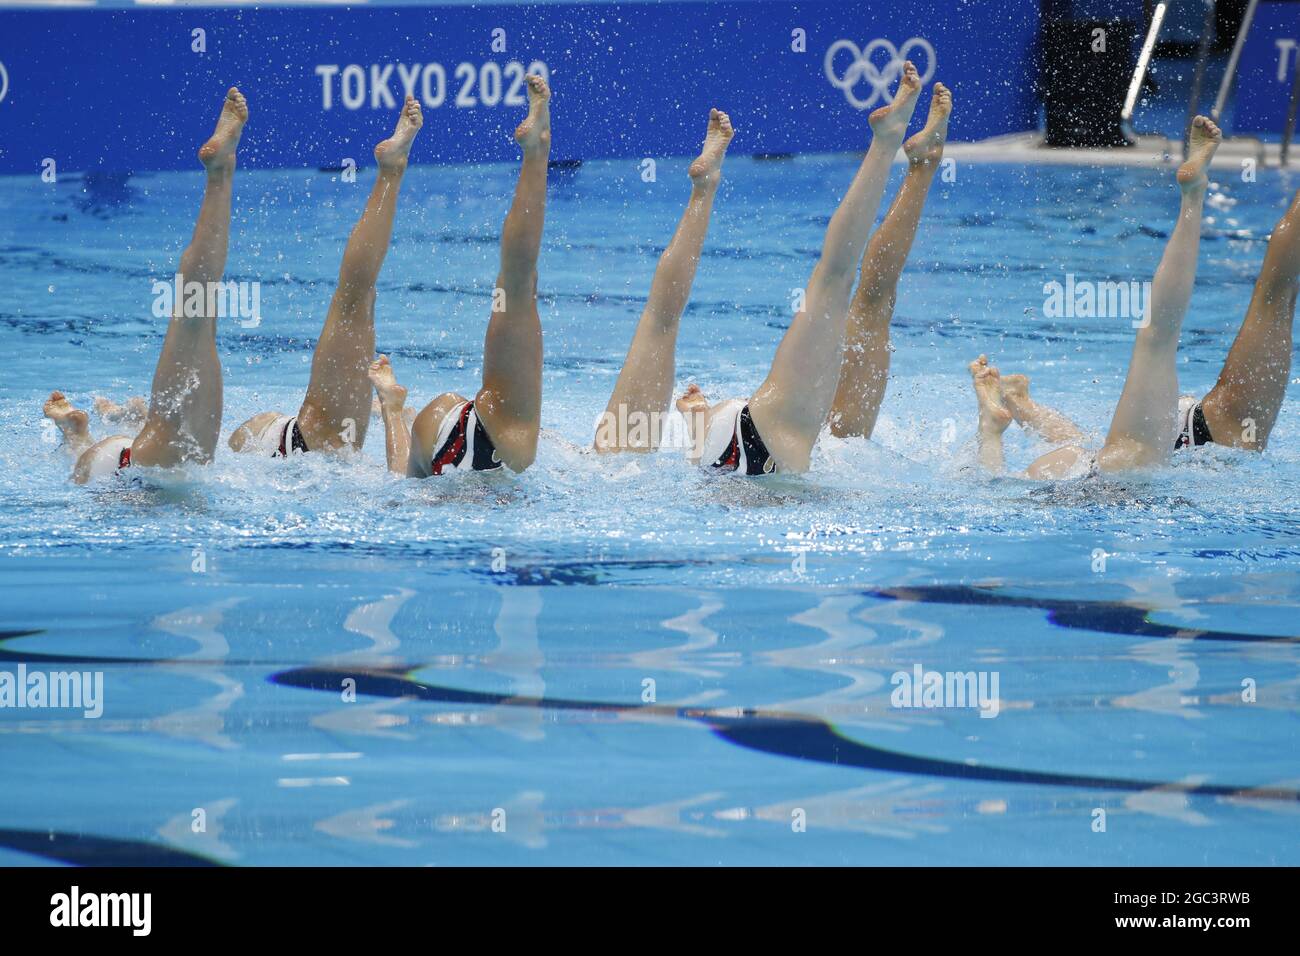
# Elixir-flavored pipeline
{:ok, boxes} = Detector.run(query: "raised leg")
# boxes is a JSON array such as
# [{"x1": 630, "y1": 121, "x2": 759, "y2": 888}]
[
  {"x1": 130, "y1": 87, "x2": 247, "y2": 468},
  {"x1": 473, "y1": 74, "x2": 551, "y2": 472},
  {"x1": 594, "y1": 109, "x2": 734, "y2": 453},
  {"x1": 367, "y1": 355, "x2": 411, "y2": 474},
  {"x1": 1097, "y1": 116, "x2": 1221, "y2": 472},
  {"x1": 829, "y1": 83, "x2": 950, "y2": 439},
  {"x1": 747, "y1": 62, "x2": 922, "y2": 472},
  {"x1": 295, "y1": 95, "x2": 423, "y2": 453},
  {"x1": 1199, "y1": 188, "x2": 1300, "y2": 449}
]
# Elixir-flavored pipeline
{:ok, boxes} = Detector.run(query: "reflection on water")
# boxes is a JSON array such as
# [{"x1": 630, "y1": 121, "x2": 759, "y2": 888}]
[
  {"x1": 150, "y1": 599, "x2": 244, "y2": 750},
  {"x1": 336, "y1": 588, "x2": 414, "y2": 667},
  {"x1": 1, "y1": 574, "x2": 1297, "y2": 865},
  {"x1": 1116, "y1": 639, "x2": 1202, "y2": 721},
  {"x1": 485, "y1": 588, "x2": 545, "y2": 741}
]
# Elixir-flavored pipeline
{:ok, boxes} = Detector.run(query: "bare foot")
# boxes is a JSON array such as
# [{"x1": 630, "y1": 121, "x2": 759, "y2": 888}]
[
  {"x1": 675, "y1": 383, "x2": 708, "y2": 416},
  {"x1": 368, "y1": 355, "x2": 407, "y2": 409},
  {"x1": 688, "y1": 109, "x2": 735, "y2": 188},
  {"x1": 375, "y1": 95, "x2": 424, "y2": 172},
  {"x1": 198, "y1": 87, "x2": 249, "y2": 172},
  {"x1": 43, "y1": 391, "x2": 93, "y2": 450},
  {"x1": 869, "y1": 60, "x2": 922, "y2": 140},
  {"x1": 93, "y1": 395, "x2": 148, "y2": 425},
  {"x1": 1177, "y1": 115, "x2": 1222, "y2": 193},
  {"x1": 675, "y1": 384, "x2": 709, "y2": 451},
  {"x1": 903, "y1": 82, "x2": 952, "y2": 166},
  {"x1": 999, "y1": 373, "x2": 1032, "y2": 422},
  {"x1": 514, "y1": 74, "x2": 551, "y2": 150},
  {"x1": 969, "y1": 356, "x2": 1012, "y2": 435}
]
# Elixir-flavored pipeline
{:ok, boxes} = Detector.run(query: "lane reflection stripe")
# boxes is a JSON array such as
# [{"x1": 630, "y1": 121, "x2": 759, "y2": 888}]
[
  {"x1": 270, "y1": 665, "x2": 1300, "y2": 805},
  {"x1": 869, "y1": 586, "x2": 1300, "y2": 643},
  {"x1": 0, "y1": 828, "x2": 220, "y2": 867}
]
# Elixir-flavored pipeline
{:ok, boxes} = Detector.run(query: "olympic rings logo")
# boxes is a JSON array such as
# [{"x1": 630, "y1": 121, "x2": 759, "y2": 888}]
[
  {"x1": 0, "y1": 62, "x2": 9, "y2": 105},
  {"x1": 824, "y1": 38, "x2": 936, "y2": 109}
]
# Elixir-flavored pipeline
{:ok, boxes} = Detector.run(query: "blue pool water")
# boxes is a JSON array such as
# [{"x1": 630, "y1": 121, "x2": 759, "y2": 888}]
[{"x1": 1, "y1": 153, "x2": 1298, "y2": 865}]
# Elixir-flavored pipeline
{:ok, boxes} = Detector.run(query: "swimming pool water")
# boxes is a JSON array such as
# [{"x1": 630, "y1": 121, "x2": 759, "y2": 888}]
[{"x1": 1, "y1": 153, "x2": 1298, "y2": 865}]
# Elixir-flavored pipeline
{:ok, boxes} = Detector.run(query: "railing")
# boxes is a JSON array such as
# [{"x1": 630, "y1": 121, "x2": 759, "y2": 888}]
[
  {"x1": 1211, "y1": 0, "x2": 1259, "y2": 120},
  {"x1": 1121, "y1": 1, "x2": 1168, "y2": 141}
]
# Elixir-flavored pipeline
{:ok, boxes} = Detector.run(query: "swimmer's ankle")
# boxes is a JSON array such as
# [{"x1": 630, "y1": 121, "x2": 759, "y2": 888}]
[
  {"x1": 1003, "y1": 395, "x2": 1032, "y2": 421},
  {"x1": 521, "y1": 135, "x2": 551, "y2": 156},
  {"x1": 690, "y1": 177, "x2": 720, "y2": 197}
]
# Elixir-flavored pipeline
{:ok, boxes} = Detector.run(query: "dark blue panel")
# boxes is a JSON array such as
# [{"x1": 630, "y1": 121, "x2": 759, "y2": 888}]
[
  {"x1": 0, "y1": 0, "x2": 1040, "y2": 174},
  {"x1": 1234, "y1": 0, "x2": 1299, "y2": 134}
]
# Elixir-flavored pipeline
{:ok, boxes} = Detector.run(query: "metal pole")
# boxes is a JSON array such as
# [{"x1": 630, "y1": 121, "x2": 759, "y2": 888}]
[
  {"x1": 1183, "y1": 0, "x2": 1217, "y2": 159},
  {"x1": 1123, "y1": 1, "x2": 1168, "y2": 140},
  {"x1": 1212, "y1": 0, "x2": 1260, "y2": 121},
  {"x1": 1282, "y1": 52, "x2": 1300, "y2": 166}
]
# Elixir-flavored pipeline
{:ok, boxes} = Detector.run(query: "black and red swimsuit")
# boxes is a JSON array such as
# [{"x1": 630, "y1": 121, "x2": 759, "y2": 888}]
[{"x1": 431, "y1": 401, "x2": 504, "y2": 475}]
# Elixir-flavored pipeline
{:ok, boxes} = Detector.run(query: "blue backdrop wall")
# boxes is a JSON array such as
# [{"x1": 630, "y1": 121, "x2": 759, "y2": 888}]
[
  {"x1": 1233, "y1": 0, "x2": 1299, "y2": 135},
  {"x1": 0, "y1": 0, "x2": 1040, "y2": 174}
]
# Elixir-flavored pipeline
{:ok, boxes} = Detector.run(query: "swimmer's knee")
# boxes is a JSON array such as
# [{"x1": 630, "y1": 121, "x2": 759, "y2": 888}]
[
  {"x1": 853, "y1": 276, "x2": 899, "y2": 310},
  {"x1": 495, "y1": 269, "x2": 538, "y2": 301},
  {"x1": 1027, "y1": 445, "x2": 1089, "y2": 481},
  {"x1": 1096, "y1": 437, "x2": 1159, "y2": 473},
  {"x1": 472, "y1": 388, "x2": 540, "y2": 472},
  {"x1": 496, "y1": 428, "x2": 539, "y2": 472}
]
